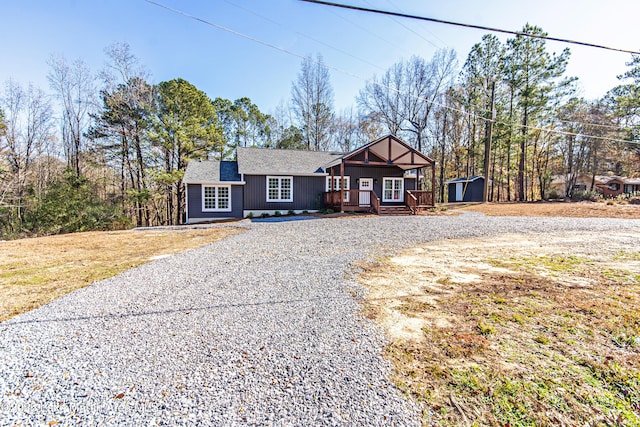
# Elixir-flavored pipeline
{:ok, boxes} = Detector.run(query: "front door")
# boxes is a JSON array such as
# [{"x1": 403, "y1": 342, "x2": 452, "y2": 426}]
[{"x1": 359, "y1": 178, "x2": 373, "y2": 206}]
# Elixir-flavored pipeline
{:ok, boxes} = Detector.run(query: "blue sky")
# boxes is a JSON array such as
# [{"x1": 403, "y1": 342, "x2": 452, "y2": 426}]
[{"x1": 2, "y1": 0, "x2": 638, "y2": 114}]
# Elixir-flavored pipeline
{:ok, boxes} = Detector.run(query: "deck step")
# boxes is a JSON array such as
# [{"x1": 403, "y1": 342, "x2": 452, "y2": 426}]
[{"x1": 378, "y1": 206, "x2": 413, "y2": 215}]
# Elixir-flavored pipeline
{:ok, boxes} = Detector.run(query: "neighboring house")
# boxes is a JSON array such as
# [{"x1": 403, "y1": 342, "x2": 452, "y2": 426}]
[
  {"x1": 594, "y1": 176, "x2": 626, "y2": 198},
  {"x1": 445, "y1": 176, "x2": 486, "y2": 203},
  {"x1": 623, "y1": 178, "x2": 640, "y2": 194},
  {"x1": 183, "y1": 135, "x2": 436, "y2": 223},
  {"x1": 549, "y1": 173, "x2": 640, "y2": 198},
  {"x1": 549, "y1": 173, "x2": 595, "y2": 197}
]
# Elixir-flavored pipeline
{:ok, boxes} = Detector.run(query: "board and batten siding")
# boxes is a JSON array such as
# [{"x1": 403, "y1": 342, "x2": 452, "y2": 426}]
[
  {"x1": 337, "y1": 165, "x2": 414, "y2": 205},
  {"x1": 187, "y1": 184, "x2": 244, "y2": 220},
  {"x1": 243, "y1": 175, "x2": 326, "y2": 212}
]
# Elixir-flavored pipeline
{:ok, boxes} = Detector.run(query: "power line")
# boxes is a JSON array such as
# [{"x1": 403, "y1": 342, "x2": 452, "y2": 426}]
[
  {"x1": 143, "y1": 0, "x2": 638, "y2": 146},
  {"x1": 223, "y1": 0, "x2": 385, "y2": 72},
  {"x1": 360, "y1": 0, "x2": 440, "y2": 50},
  {"x1": 326, "y1": 7, "x2": 414, "y2": 57},
  {"x1": 299, "y1": 0, "x2": 640, "y2": 56},
  {"x1": 142, "y1": 0, "x2": 368, "y2": 82},
  {"x1": 382, "y1": 0, "x2": 448, "y2": 48}
]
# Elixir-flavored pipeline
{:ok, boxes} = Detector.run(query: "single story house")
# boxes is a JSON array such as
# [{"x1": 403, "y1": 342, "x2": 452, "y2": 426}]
[
  {"x1": 623, "y1": 178, "x2": 640, "y2": 194},
  {"x1": 595, "y1": 176, "x2": 626, "y2": 198},
  {"x1": 549, "y1": 172, "x2": 592, "y2": 197},
  {"x1": 445, "y1": 176, "x2": 486, "y2": 202},
  {"x1": 182, "y1": 135, "x2": 435, "y2": 223},
  {"x1": 549, "y1": 173, "x2": 640, "y2": 198}
]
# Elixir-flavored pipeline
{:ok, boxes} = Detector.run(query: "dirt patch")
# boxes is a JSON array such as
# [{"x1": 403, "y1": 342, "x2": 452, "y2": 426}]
[
  {"x1": 360, "y1": 230, "x2": 640, "y2": 426},
  {"x1": 456, "y1": 200, "x2": 640, "y2": 219},
  {"x1": 0, "y1": 227, "x2": 241, "y2": 322}
]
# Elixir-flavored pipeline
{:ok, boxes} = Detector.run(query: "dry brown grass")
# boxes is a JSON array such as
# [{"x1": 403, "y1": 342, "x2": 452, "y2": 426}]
[
  {"x1": 360, "y1": 231, "x2": 640, "y2": 426},
  {"x1": 456, "y1": 200, "x2": 640, "y2": 219},
  {"x1": 0, "y1": 227, "x2": 241, "y2": 322}
]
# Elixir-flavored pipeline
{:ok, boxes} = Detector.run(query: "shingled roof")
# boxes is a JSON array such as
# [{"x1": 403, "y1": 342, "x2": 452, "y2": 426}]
[
  {"x1": 182, "y1": 160, "x2": 241, "y2": 184},
  {"x1": 236, "y1": 147, "x2": 343, "y2": 175}
]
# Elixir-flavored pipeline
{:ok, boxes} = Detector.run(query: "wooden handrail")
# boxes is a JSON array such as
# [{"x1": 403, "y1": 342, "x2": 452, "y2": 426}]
[
  {"x1": 370, "y1": 191, "x2": 380, "y2": 214},
  {"x1": 406, "y1": 190, "x2": 418, "y2": 214}
]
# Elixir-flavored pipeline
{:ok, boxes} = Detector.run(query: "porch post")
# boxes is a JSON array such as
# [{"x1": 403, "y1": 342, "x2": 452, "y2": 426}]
[
  {"x1": 340, "y1": 160, "x2": 345, "y2": 213},
  {"x1": 330, "y1": 167, "x2": 335, "y2": 209},
  {"x1": 331, "y1": 167, "x2": 334, "y2": 191},
  {"x1": 431, "y1": 162, "x2": 436, "y2": 207}
]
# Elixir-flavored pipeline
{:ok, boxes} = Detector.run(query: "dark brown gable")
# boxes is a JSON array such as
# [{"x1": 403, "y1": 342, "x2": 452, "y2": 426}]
[{"x1": 341, "y1": 135, "x2": 434, "y2": 170}]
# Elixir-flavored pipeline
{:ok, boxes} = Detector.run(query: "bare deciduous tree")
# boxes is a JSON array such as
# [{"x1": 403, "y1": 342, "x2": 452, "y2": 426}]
[
  {"x1": 0, "y1": 80, "x2": 54, "y2": 226},
  {"x1": 357, "y1": 62, "x2": 405, "y2": 135},
  {"x1": 47, "y1": 54, "x2": 95, "y2": 177},
  {"x1": 291, "y1": 54, "x2": 334, "y2": 151},
  {"x1": 357, "y1": 50, "x2": 458, "y2": 153}
]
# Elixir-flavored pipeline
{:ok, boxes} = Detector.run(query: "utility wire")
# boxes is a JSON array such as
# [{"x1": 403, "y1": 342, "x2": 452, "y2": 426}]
[
  {"x1": 382, "y1": 0, "x2": 448, "y2": 48},
  {"x1": 223, "y1": 0, "x2": 385, "y2": 72},
  {"x1": 143, "y1": 0, "x2": 368, "y2": 82},
  {"x1": 326, "y1": 7, "x2": 414, "y2": 56},
  {"x1": 361, "y1": 0, "x2": 440, "y2": 49},
  {"x1": 299, "y1": 0, "x2": 640, "y2": 56},
  {"x1": 143, "y1": 0, "x2": 638, "y2": 145}
]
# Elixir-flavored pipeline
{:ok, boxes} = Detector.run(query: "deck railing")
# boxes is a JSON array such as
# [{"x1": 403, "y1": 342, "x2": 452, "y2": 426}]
[
  {"x1": 405, "y1": 190, "x2": 434, "y2": 212},
  {"x1": 323, "y1": 190, "x2": 380, "y2": 213}
]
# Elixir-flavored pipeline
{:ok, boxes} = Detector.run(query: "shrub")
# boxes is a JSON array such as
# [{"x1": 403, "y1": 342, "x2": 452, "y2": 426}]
[
  {"x1": 288, "y1": 210, "x2": 295, "y2": 215},
  {"x1": 477, "y1": 322, "x2": 496, "y2": 336},
  {"x1": 302, "y1": 210, "x2": 309, "y2": 214},
  {"x1": 547, "y1": 189, "x2": 560, "y2": 200},
  {"x1": 260, "y1": 212, "x2": 269, "y2": 218},
  {"x1": 534, "y1": 334, "x2": 550, "y2": 345},
  {"x1": 274, "y1": 211, "x2": 282, "y2": 217},
  {"x1": 246, "y1": 212, "x2": 254, "y2": 218},
  {"x1": 571, "y1": 190, "x2": 600, "y2": 202},
  {"x1": 23, "y1": 169, "x2": 126, "y2": 236}
]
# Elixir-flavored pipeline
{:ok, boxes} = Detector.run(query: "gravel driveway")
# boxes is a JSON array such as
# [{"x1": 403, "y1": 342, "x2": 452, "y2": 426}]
[{"x1": 2, "y1": 214, "x2": 640, "y2": 426}]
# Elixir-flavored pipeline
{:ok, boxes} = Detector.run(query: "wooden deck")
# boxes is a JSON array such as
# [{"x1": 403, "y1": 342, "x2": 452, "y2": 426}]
[
  {"x1": 323, "y1": 190, "x2": 433, "y2": 215},
  {"x1": 323, "y1": 190, "x2": 380, "y2": 213}
]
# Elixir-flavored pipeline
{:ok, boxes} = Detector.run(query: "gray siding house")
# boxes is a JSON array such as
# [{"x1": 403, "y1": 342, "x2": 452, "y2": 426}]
[
  {"x1": 183, "y1": 161, "x2": 245, "y2": 222},
  {"x1": 183, "y1": 135, "x2": 436, "y2": 223},
  {"x1": 236, "y1": 147, "x2": 342, "y2": 216}
]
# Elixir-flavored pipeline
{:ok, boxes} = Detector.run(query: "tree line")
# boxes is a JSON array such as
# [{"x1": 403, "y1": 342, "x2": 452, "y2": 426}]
[{"x1": 1, "y1": 25, "x2": 639, "y2": 238}]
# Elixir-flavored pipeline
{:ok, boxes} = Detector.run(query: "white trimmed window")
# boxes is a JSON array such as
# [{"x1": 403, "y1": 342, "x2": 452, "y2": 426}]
[
  {"x1": 325, "y1": 176, "x2": 351, "y2": 202},
  {"x1": 266, "y1": 176, "x2": 293, "y2": 202},
  {"x1": 202, "y1": 185, "x2": 231, "y2": 212},
  {"x1": 383, "y1": 177, "x2": 404, "y2": 202},
  {"x1": 325, "y1": 176, "x2": 350, "y2": 192}
]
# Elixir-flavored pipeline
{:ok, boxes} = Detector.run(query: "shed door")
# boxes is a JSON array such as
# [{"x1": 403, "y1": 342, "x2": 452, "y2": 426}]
[
  {"x1": 359, "y1": 178, "x2": 373, "y2": 206},
  {"x1": 455, "y1": 183, "x2": 463, "y2": 201}
]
